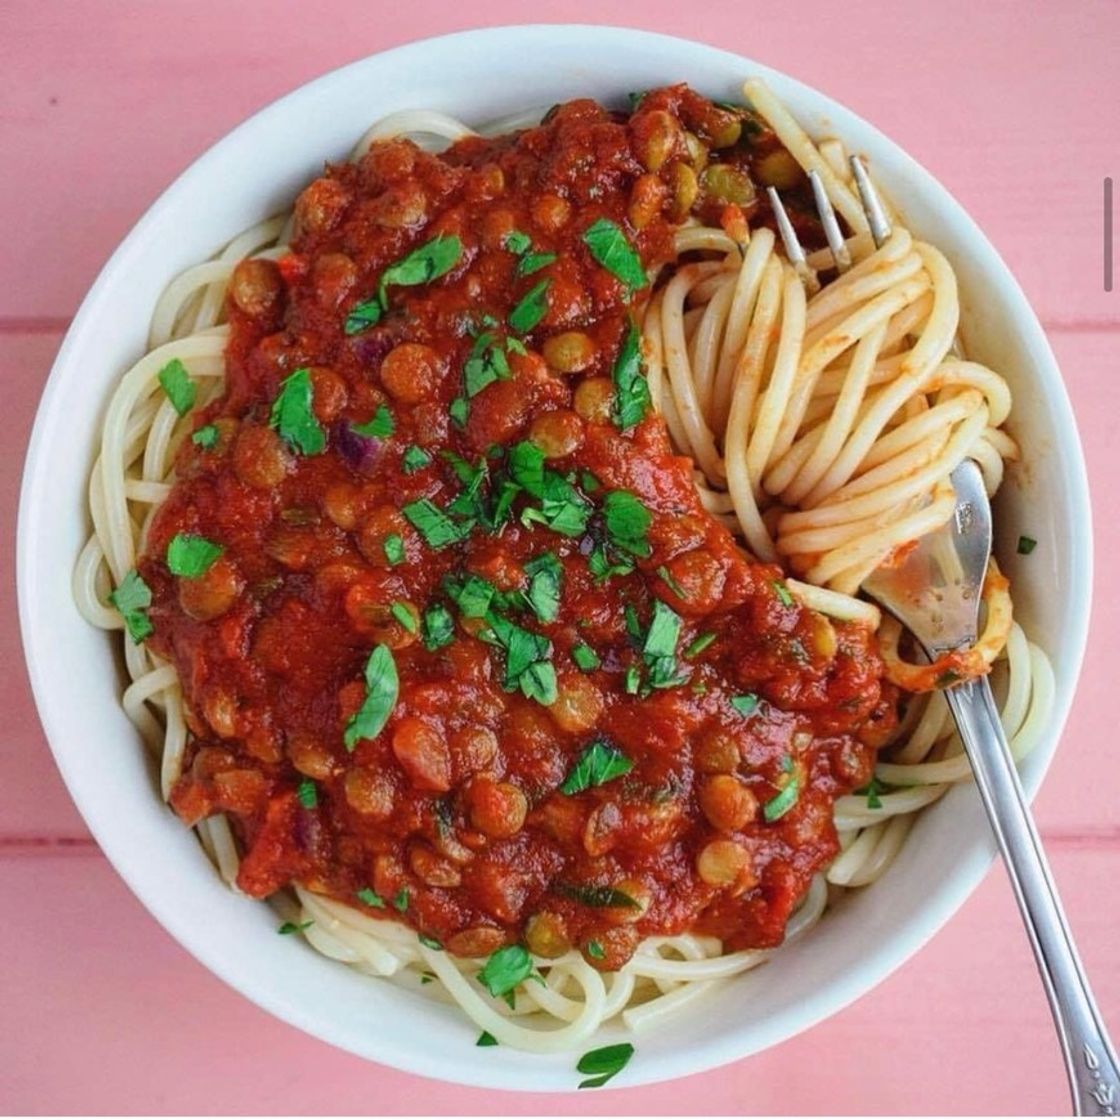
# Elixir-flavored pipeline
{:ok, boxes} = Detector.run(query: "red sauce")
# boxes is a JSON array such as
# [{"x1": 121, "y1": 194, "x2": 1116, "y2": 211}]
[{"x1": 143, "y1": 87, "x2": 893, "y2": 967}]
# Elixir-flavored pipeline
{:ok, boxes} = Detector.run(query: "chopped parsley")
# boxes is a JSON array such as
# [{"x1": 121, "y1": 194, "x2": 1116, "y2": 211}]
[
  {"x1": 157, "y1": 357, "x2": 196, "y2": 416},
  {"x1": 482, "y1": 613, "x2": 556, "y2": 704},
  {"x1": 571, "y1": 641, "x2": 601, "y2": 672},
  {"x1": 344, "y1": 298, "x2": 383, "y2": 334},
  {"x1": 449, "y1": 396, "x2": 469, "y2": 427},
  {"x1": 390, "y1": 601, "x2": 418, "y2": 634},
  {"x1": 270, "y1": 367, "x2": 325, "y2": 455},
  {"x1": 772, "y1": 580, "x2": 795, "y2": 608},
  {"x1": 508, "y1": 277, "x2": 551, "y2": 334},
  {"x1": 402, "y1": 498, "x2": 472, "y2": 549},
  {"x1": 343, "y1": 644, "x2": 398, "y2": 750},
  {"x1": 444, "y1": 573, "x2": 497, "y2": 618},
  {"x1": 464, "y1": 331, "x2": 512, "y2": 398},
  {"x1": 504, "y1": 230, "x2": 532, "y2": 255},
  {"x1": 582, "y1": 218, "x2": 647, "y2": 292},
  {"x1": 380, "y1": 234, "x2": 463, "y2": 304},
  {"x1": 656, "y1": 564, "x2": 687, "y2": 599},
  {"x1": 577, "y1": 1042, "x2": 635, "y2": 1090},
  {"x1": 684, "y1": 631, "x2": 716, "y2": 659},
  {"x1": 476, "y1": 1030, "x2": 499, "y2": 1047},
  {"x1": 586, "y1": 940, "x2": 606, "y2": 961},
  {"x1": 559, "y1": 739, "x2": 633, "y2": 794},
  {"x1": 422, "y1": 604, "x2": 456, "y2": 651},
  {"x1": 763, "y1": 768, "x2": 800, "y2": 822},
  {"x1": 556, "y1": 883, "x2": 641, "y2": 909},
  {"x1": 730, "y1": 693, "x2": 760, "y2": 717},
  {"x1": 356, "y1": 888, "x2": 385, "y2": 908},
  {"x1": 277, "y1": 920, "x2": 312, "y2": 935},
  {"x1": 191, "y1": 423, "x2": 219, "y2": 449},
  {"x1": 296, "y1": 779, "x2": 317, "y2": 809},
  {"x1": 603, "y1": 489, "x2": 652, "y2": 557},
  {"x1": 350, "y1": 404, "x2": 394, "y2": 439},
  {"x1": 524, "y1": 552, "x2": 562, "y2": 623},
  {"x1": 166, "y1": 533, "x2": 223, "y2": 578},
  {"x1": 393, "y1": 887, "x2": 410, "y2": 913},
  {"x1": 418, "y1": 934, "x2": 443, "y2": 950},
  {"x1": 401, "y1": 445, "x2": 432, "y2": 473},
  {"x1": 1017, "y1": 535, "x2": 1038, "y2": 555},
  {"x1": 517, "y1": 250, "x2": 557, "y2": 277},
  {"x1": 612, "y1": 319, "x2": 651, "y2": 430},
  {"x1": 478, "y1": 944, "x2": 534, "y2": 1000},
  {"x1": 108, "y1": 569, "x2": 153, "y2": 643},
  {"x1": 857, "y1": 777, "x2": 886, "y2": 810},
  {"x1": 383, "y1": 533, "x2": 405, "y2": 566}
]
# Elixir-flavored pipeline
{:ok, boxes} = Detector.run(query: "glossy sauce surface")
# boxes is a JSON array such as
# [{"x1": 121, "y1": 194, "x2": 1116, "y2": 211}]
[{"x1": 144, "y1": 87, "x2": 894, "y2": 966}]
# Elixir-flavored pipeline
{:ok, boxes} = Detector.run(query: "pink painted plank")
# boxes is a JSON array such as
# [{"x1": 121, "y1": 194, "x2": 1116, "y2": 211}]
[
  {"x1": 2, "y1": 846, "x2": 1116, "y2": 1114},
  {"x1": 1, "y1": 1, "x2": 1117, "y2": 325},
  {"x1": 4, "y1": 327, "x2": 1114, "y2": 840}
]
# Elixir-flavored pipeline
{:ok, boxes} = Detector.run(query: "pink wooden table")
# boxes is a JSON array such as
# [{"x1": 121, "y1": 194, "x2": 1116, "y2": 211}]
[{"x1": 3, "y1": 2, "x2": 1118, "y2": 1113}]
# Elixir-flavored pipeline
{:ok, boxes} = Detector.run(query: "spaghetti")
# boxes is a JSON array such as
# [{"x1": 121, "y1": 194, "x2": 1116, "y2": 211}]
[{"x1": 74, "y1": 80, "x2": 1053, "y2": 1051}]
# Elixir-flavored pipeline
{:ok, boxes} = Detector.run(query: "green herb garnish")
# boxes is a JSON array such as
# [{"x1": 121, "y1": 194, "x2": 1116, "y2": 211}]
[
  {"x1": 390, "y1": 601, "x2": 418, "y2": 634},
  {"x1": 656, "y1": 564, "x2": 686, "y2": 599},
  {"x1": 571, "y1": 641, "x2": 601, "y2": 671},
  {"x1": 270, "y1": 367, "x2": 325, "y2": 455},
  {"x1": 351, "y1": 404, "x2": 395, "y2": 439},
  {"x1": 402, "y1": 445, "x2": 432, "y2": 473},
  {"x1": 612, "y1": 320, "x2": 651, "y2": 430},
  {"x1": 524, "y1": 552, "x2": 562, "y2": 623},
  {"x1": 356, "y1": 888, "x2": 385, "y2": 908},
  {"x1": 504, "y1": 230, "x2": 532, "y2": 255},
  {"x1": 343, "y1": 644, "x2": 399, "y2": 750},
  {"x1": 586, "y1": 940, "x2": 606, "y2": 961},
  {"x1": 393, "y1": 887, "x2": 410, "y2": 913},
  {"x1": 191, "y1": 424, "x2": 219, "y2": 449},
  {"x1": 603, "y1": 489, "x2": 652, "y2": 557},
  {"x1": 684, "y1": 631, "x2": 716, "y2": 659},
  {"x1": 402, "y1": 498, "x2": 472, "y2": 549},
  {"x1": 418, "y1": 934, "x2": 443, "y2": 950},
  {"x1": 444, "y1": 573, "x2": 496, "y2": 618},
  {"x1": 380, "y1": 234, "x2": 463, "y2": 304},
  {"x1": 296, "y1": 779, "x2": 317, "y2": 809},
  {"x1": 344, "y1": 298, "x2": 383, "y2": 334},
  {"x1": 772, "y1": 580, "x2": 795, "y2": 608},
  {"x1": 383, "y1": 533, "x2": 405, "y2": 566},
  {"x1": 763, "y1": 772, "x2": 800, "y2": 822},
  {"x1": 517, "y1": 251, "x2": 557, "y2": 277},
  {"x1": 508, "y1": 278, "x2": 551, "y2": 334},
  {"x1": 158, "y1": 358, "x2": 196, "y2": 416},
  {"x1": 577, "y1": 1042, "x2": 635, "y2": 1089},
  {"x1": 557, "y1": 883, "x2": 641, "y2": 909},
  {"x1": 1017, "y1": 535, "x2": 1037, "y2": 555},
  {"x1": 464, "y1": 331, "x2": 512, "y2": 398},
  {"x1": 166, "y1": 533, "x2": 223, "y2": 578},
  {"x1": 582, "y1": 218, "x2": 646, "y2": 292},
  {"x1": 422, "y1": 604, "x2": 456, "y2": 651},
  {"x1": 108, "y1": 569, "x2": 154, "y2": 643},
  {"x1": 478, "y1": 945, "x2": 534, "y2": 999},
  {"x1": 559, "y1": 739, "x2": 633, "y2": 794},
  {"x1": 730, "y1": 693, "x2": 760, "y2": 717},
  {"x1": 277, "y1": 920, "x2": 312, "y2": 935}
]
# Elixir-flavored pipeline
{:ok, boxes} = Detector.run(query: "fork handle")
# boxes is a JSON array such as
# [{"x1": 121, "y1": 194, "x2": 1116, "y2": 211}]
[{"x1": 945, "y1": 677, "x2": 1119, "y2": 1115}]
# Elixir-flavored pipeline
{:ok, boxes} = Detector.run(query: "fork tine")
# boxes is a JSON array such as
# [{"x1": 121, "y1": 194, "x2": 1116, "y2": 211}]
[
  {"x1": 766, "y1": 186, "x2": 820, "y2": 294},
  {"x1": 807, "y1": 169, "x2": 852, "y2": 273},
  {"x1": 849, "y1": 155, "x2": 892, "y2": 248}
]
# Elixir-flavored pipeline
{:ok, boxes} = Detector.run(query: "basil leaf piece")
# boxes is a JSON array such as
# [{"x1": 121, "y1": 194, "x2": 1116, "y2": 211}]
[
  {"x1": 763, "y1": 773, "x2": 800, "y2": 821},
  {"x1": 390, "y1": 601, "x2": 418, "y2": 634},
  {"x1": 344, "y1": 298, "x2": 383, "y2": 335},
  {"x1": 525, "y1": 552, "x2": 562, "y2": 623},
  {"x1": 393, "y1": 887, "x2": 410, "y2": 912},
  {"x1": 730, "y1": 693, "x2": 759, "y2": 717},
  {"x1": 343, "y1": 644, "x2": 399, "y2": 750},
  {"x1": 476, "y1": 1030, "x2": 499, "y2": 1047},
  {"x1": 509, "y1": 441, "x2": 545, "y2": 495},
  {"x1": 277, "y1": 920, "x2": 313, "y2": 935},
  {"x1": 504, "y1": 230, "x2": 531, "y2": 255},
  {"x1": 508, "y1": 278, "x2": 551, "y2": 334},
  {"x1": 571, "y1": 641, "x2": 600, "y2": 671},
  {"x1": 478, "y1": 944, "x2": 534, "y2": 999},
  {"x1": 603, "y1": 490, "x2": 652, "y2": 557},
  {"x1": 483, "y1": 613, "x2": 553, "y2": 698},
  {"x1": 418, "y1": 933, "x2": 443, "y2": 950},
  {"x1": 586, "y1": 940, "x2": 606, "y2": 960},
  {"x1": 611, "y1": 320, "x2": 651, "y2": 431},
  {"x1": 351, "y1": 404, "x2": 394, "y2": 438},
  {"x1": 582, "y1": 218, "x2": 647, "y2": 292},
  {"x1": 166, "y1": 533, "x2": 223, "y2": 578},
  {"x1": 191, "y1": 424, "x2": 219, "y2": 449},
  {"x1": 270, "y1": 367, "x2": 326, "y2": 455},
  {"x1": 449, "y1": 397, "x2": 469, "y2": 427},
  {"x1": 521, "y1": 471, "x2": 592, "y2": 537},
  {"x1": 108, "y1": 569, "x2": 154, "y2": 643},
  {"x1": 379, "y1": 234, "x2": 463, "y2": 303},
  {"x1": 684, "y1": 631, "x2": 716, "y2": 659},
  {"x1": 383, "y1": 533, "x2": 405, "y2": 566},
  {"x1": 158, "y1": 358, "x2": 196, "y2": 417},
  {"x1": 422, "y1": 604, "x2": 456, "y2": 651},
  {"x1": 296, "y1": 779, "x2": 317, "y2": 809},
  {"x1": 356, "y1": 887, "x2": 385, "y2": 908},
  {"x1": 444, "y1": 573, "x2": 496, "y2": 619},
  {"x1": 464, "y1": 331, "x2": 512, "y2": 397},
  {"x1": 772, "y1": 580, "x2": 795, "y2": 607},
  {"x1": 856, "y1": 776, "x2": 886, "y2": 810},
  {"x1": 643, "y1": 600, "x2": 682, "y2": 660},
  {"x1": 402, "y1": 445, "x2": 432, "y2": 473},
  {"x1": 559, "y1": 739, "x2": 633, "y2": 795},
  {"x1": 556, "y1": 883, "x2": 641, "y2": 909},
  {"x1": 519, "y1": 660, "x2": 558, "y2": 705},
  {"x1": 1017, "y1": 535, "x2": 1037, "y2": 555},
  {"x1": 403, "y1": 499, "x2": 472, "y2": 549},
  {"x1": 577, "y1": 1042, "x2": 635, "y2": 1089},
  {"x1": 517, "y1": 251, "x2": 557, "y2": 277}
]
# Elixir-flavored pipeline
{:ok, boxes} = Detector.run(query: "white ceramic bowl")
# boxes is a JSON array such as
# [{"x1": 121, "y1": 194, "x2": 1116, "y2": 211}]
[{"x1": 18, "y1": 25, "x2": 1092, "y2": 1091}]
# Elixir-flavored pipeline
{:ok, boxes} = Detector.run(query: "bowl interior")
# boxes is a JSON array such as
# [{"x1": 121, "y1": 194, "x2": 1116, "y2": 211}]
[{"x1": 17, "y1": 25, "x2": 1091, "y2": 1091}]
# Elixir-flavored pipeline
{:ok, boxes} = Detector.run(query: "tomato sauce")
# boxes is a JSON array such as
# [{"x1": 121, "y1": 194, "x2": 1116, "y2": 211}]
[{"x1": 143, "y1": 86, "x2": 894, "y2": 967}]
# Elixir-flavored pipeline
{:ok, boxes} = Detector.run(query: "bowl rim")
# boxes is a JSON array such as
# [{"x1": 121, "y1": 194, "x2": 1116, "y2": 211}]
[{"x1": 17, "y1": 23, "x2": 1094, "y2": 1092}]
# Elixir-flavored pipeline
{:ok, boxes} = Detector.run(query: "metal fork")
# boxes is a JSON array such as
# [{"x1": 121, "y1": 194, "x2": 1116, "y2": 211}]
[{"x1": 770, "y1": 168, "x2": 1119, "y2": 1115}]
